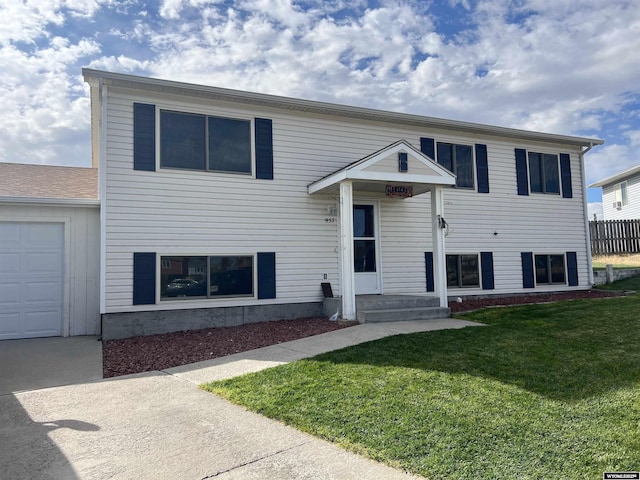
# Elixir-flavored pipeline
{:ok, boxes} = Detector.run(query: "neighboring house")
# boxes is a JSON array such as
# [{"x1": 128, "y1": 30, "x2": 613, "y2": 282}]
[
  {"x1": 0, "y1": 163, "x2": 100, "y2": 340},
  {"x1": 82, "y1": 68, "x2": 603, "y2": 340},
  {"x1": 590, "y1": 164, "x2": 640, "y2": 220}
]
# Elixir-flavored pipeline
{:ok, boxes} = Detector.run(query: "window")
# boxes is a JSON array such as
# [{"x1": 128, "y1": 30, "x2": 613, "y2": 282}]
[
  {"x1": 419, "y1": 138, "x2": 489, "y2": 193},
  {"x1": 160, "y1": 110, "x2": 252, "y2": 174},
  {"x1": 353, "y1": 205, "x2": 376, "y2": 273},
  {"x1": 535, "y1": 254, "x2": 565, "y2": 285},
  {"x1": 398, "y1": 152, "x2": 408, "y2": 172},
  {"x1": 161, "y1": 255, "x2": 253, "y2": 300},
  {"x1": 614, "y1": 181, "x2": 628, "y2": 207},
  {"x1": 437, "y1": 143, "x2": 474, "y2": 189},
  {"x1": 528, "y1": 152, "x2": 559, "y2": 194},
  {"x1": 446, "y1": 254, "x2": 480, "y2": 288}
]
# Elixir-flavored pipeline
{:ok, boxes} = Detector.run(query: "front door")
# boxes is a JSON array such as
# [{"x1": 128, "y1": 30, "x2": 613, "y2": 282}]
[{"x1": 353, "y1": 203, "x2": 381, "y2": 294}]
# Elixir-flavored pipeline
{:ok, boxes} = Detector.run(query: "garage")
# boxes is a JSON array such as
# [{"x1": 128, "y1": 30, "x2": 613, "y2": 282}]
[
  {"x1": 0, "y1": 163, "x2": 101, "y2": 339},
  {"x1": 0, "y1": 222, "x2": 65, "y2": 340}
]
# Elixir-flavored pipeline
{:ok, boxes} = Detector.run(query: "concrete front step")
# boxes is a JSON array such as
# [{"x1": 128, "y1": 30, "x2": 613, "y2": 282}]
[
  {"x1": 355, "y1": 294, "x2": 440, "y2": 310},
  {"x1": 356, "y1": 306, "x2": 451, "y2": 323},
  {"x1": 323, "y1": 295, "x2": 450, "y2": 323},
  {"x1": 323, "y1": 295, "x2": 441, "y2": 318}
]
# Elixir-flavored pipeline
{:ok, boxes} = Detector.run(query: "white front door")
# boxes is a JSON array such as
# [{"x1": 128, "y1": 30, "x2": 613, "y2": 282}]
[{"x1": 353, "y1": 203, "x2": 381, "y2": 294}]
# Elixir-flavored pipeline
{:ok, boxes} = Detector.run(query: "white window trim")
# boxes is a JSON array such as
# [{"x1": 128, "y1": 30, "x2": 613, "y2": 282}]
[
  {"x1": 614, "y1": 181, "x2": 628, "y2": 208},
  {"x1": 435, "y1": 141, "x2": 477, "y2": 191},
  {"x1": 527, "y1": 151, "x2": 561, "y2": 196},
  {"x1": 157, "y1": 253, "x2": 257, "y2": 302},
  {"x1": 446, "y1": 252, "x2": 481, "y2": 289},
  {"x1": 533, "y1": 253, "x2": 567, "y2": 286}
]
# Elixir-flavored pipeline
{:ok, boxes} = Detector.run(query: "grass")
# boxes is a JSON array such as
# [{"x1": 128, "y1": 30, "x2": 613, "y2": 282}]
[
  {"x1": 203, "y1": 287, "x2": 640, "y2": 479},
  {"x1": 595, "y1": 274, "x2": 640, "y2": 291},
  {"x1": 592, "y1": 253, "x2": 640, "y2": 269}
]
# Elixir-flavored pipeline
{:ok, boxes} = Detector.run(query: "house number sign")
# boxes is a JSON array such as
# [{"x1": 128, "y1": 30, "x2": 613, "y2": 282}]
[{"x1": 385, "y1": 185, "x2": 413, "y2": 198}]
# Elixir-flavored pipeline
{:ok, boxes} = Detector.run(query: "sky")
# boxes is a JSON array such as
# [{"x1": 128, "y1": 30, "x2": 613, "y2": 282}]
[{"x1": 1, "y1": 0, "x2": 639, "y2": 218}]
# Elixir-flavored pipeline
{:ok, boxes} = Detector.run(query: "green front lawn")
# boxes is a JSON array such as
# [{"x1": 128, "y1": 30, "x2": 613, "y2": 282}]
[{"x1": 203, "y1": 291, "x2": 640, "y2": 479}]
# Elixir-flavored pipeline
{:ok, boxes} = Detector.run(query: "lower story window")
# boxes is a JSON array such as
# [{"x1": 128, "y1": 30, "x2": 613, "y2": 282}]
[
  {"x1": 535, "y1": 254, "x2": 565, "y2": 284},
  {"x1": 161, "y1": 255, "x2": 253, "y2": 299},
  {"x1": 446, "y1": 254, "x2": 480, "y2": 288}
]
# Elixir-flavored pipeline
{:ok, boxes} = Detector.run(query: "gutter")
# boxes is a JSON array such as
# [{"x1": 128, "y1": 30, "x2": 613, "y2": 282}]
[{"x1": 0, "y1": 196, "x2": 99, "y2": 207}]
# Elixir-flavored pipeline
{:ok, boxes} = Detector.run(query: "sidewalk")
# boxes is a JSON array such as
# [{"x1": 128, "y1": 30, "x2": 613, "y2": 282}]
[{"x1": 1, "y1": 318, "x2": 481, "y2": 479}]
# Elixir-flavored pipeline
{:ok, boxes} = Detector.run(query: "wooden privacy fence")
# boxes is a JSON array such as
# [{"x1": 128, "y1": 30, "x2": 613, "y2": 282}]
[{"x1": 590, "y1": 220, "x2": 640, "y2": 255}]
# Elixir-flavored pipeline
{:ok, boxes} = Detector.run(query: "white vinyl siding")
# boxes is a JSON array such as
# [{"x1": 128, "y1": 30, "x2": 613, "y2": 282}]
[
  {"x1": 102, "y1": 88, "x2": 590, "y2": 312},
  {"x1": 437, "y1": 140, "x2": 588, "y2": 295},
  {"x1": 601, "y1": 174, "x2": 640, "y2": 220},
  {"x1": 0, "y1": 204, "x2": 100, "y2": 335}
]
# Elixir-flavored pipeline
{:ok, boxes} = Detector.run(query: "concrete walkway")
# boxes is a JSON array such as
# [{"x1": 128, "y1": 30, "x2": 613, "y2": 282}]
[{"x1": 1, "y1": 318, "x2": 481, "y2": 480}]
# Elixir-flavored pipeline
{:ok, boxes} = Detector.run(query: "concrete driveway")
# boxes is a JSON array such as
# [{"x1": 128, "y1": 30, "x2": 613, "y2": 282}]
[
  {"x1": 0, "y1": 319, "x2": 481, "y2": 479},
  {"x1": 0, "y1": 336, "x2": 103, "y2": 395}
]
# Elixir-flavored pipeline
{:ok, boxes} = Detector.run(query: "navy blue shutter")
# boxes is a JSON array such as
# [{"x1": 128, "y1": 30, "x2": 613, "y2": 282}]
[
  {"x1": 420, "y1": 137, "x2": 435, "y2": 160},
  {"x1": 480, "y1": 252, "x2": 494, "y2": 290},
  {"x1": 560, "y1": 153, "x2": 572, "y2": 198},
  {"x1": 566, "y1": 251, "x2": 578, "y2": 286},
  {"x1": 521, "y1": 252, "x2": 535, "y2": 288},
  {"x1": 257, "y1": 252, "x2": 276, "y2": 299},
  {"x1": 515, "y1": 148, "x2": 529, "y2": 196},
  {"x1": 255, "y1": 118, "x2": 273, "y2": 180},
  {"x1": 475, "y1": 144, "x2": 489, "y2": 193},
  {"x1": 133, "y1": 103, "x2": 156, "y2": 171},
  {"x1": 425, "y1": 252, "x2": 434, "y2": 292},
  {"x1": 133, "y1": 252, "x2": 156, "y2": 305}
]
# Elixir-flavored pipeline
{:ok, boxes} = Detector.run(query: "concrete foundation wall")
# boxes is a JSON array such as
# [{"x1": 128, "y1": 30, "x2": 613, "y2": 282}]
[
  {"x1": 101, "y1": 302, "x2": 324, "y2": 340},
  {"x1": 592, "y1": 267, "x2": 640, "y2": 285}
]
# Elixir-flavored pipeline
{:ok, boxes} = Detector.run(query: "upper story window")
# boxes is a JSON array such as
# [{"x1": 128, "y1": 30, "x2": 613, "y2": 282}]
[
  {"x1": 614, "y1": 181, "x2": 628, "y2": 208},
  {"x1": 515, "y1": 148, "x2": 571, "y2": 198},
  {"x1": 528, "y1": 152, "x2": 559, "y2": 194},
  {"x1": 420, "y1": 138, "x2": 489, "y2": 193},
  {"x1": 160, "y1": 110, "x2": 252, "y2": 175},
  {"x1": 437, "y1": 142, "x2": 474, "y2": 189}
]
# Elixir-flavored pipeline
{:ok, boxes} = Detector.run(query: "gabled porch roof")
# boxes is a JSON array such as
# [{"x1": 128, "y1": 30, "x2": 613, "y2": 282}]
[{"x1": 307, "y1": 140, "x2": 456, "y2": 196}]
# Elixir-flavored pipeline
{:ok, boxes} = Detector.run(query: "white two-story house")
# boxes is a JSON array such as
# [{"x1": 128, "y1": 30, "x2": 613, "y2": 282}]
[{"x1": 83, "y1": 69, "x2": 603, "y2": 340}]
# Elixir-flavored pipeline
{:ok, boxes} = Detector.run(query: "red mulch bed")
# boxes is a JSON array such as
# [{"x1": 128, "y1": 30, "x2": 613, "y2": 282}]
[
  {"x1": 448, "y1": 289, "x2": 622, "y2": 313},
  {"x1": 103, "y1": 317, "x2": 351, "y2": 378},
  {"x1": 103, "y1": 290, "x2": 624, "y2": 378}
]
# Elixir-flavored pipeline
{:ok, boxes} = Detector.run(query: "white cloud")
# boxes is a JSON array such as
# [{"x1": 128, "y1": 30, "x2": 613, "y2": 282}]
[
  {"x1": 159, "y1": 0, "x2": 224, "y2": 19},
  {"x1": 1, "y1": 0, "x2": 640, "y2": 177},
  {"x1": 588, "y1": 202, "x2": 604, "y2": 221},
  {"x1": 584, "y1": 142, "x2": 639, "y2": 187},
  {"x1": 0, "y1": 4, "x2": 100, "y2": 166},
  {"x1": 0, "y1": 1, "x2": 62, "y2": 44},
  {"x1": 626, "y1": 130, "x2": 640, "y2": 148},
  {"x1": 88, "y1": 55, "x2": 150, "y2": 72},
  {"x1": 159, "y1": 0, "x2": 183, "y2": 19}
]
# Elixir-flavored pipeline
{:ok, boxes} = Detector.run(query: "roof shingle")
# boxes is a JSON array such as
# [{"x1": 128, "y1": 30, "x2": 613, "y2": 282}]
[{"x1": 0, "y1": 163, "x2": 98, "y2": 200}]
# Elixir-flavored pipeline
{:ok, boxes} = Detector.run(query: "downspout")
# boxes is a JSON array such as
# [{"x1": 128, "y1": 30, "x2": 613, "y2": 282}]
[
  {"x1": 98, "y1": 77, "x2": 108, "y2": 320},
  {"x1": 580, "y1": 143, "x2": 595, "y2": 286}
]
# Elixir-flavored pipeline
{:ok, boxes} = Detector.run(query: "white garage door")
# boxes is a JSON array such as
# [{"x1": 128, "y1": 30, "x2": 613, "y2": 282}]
[{"x1": 0, "y1": 222, "x2": 64, "y2": 340}]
